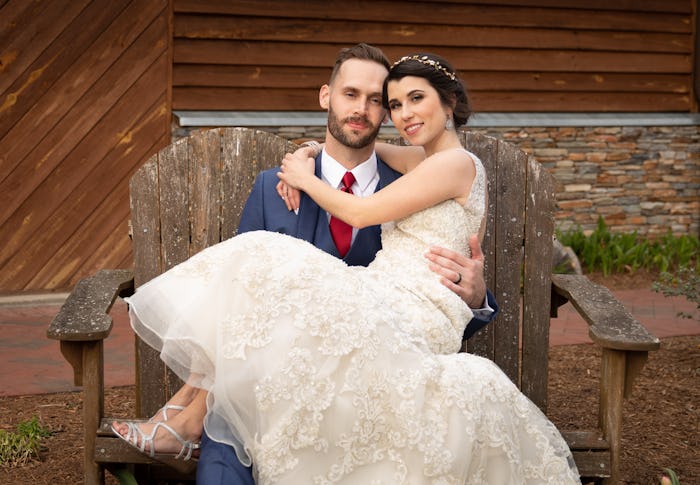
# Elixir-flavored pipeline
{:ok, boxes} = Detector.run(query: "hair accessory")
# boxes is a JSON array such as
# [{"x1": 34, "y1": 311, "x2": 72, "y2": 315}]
[{"x1": 391, "y1": 55, "x2": 457, "y2": 81}]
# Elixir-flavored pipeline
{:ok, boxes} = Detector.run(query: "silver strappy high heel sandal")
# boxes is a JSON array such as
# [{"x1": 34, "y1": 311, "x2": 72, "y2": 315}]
[
  {"x1": 111, "y1": 421, "x2": 200, "y2": 473},
  {"x1": 148, "y1": 404, "x2": 186, "y2": 423}
]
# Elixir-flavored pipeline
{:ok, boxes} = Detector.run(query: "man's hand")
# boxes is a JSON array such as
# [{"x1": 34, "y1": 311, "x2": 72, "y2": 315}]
[
  {"x1": 425, "y1": 235, "x2": 487, "y2": 309},
  {"x1": 276, "y1": 180, "x2": 300, "y2": 211}
]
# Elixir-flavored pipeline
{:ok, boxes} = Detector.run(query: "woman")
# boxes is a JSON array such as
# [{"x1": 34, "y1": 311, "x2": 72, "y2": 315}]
[{"x1": 113, "y1": 53, "x2": 579, "y2": 483}]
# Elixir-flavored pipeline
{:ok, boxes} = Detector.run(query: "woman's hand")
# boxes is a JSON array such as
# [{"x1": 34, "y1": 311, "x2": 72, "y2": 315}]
[
  {"x1": 277, "y1": 151, "x2": 315, "y2": 199},
  {"x1": 275, "y1": 142, "x2": 320, "y2": 211}
]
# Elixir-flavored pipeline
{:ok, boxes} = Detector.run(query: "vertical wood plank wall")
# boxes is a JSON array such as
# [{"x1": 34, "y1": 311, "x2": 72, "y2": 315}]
[
  {"x1": 0, "y1": 0, "x2": 172, "y2": 292},
  {"x1": 171, "y1": 0, "x2": 696, "y2": 112}
]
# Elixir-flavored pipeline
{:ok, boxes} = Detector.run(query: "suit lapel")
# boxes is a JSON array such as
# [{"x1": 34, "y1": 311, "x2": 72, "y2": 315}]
[
  {"x1": 296, "y1": 155, "x2": 324, "y2": 244},
  {"x1": 376, "y1": 155, "x2": 401, "y2": 190}
]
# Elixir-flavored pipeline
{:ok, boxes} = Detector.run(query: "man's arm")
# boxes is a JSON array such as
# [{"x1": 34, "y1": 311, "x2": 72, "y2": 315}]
[{"x1": 463, "y1": 290, "x2": 498, "y2": 340}]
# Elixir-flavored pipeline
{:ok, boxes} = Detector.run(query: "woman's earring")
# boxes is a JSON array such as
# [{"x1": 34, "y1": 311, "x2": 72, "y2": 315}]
[{"x1": 445, "y1": 116, "x2": 454, "y2": 131}]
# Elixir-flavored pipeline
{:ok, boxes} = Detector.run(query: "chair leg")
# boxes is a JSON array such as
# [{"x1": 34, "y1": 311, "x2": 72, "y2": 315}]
[
  {"x1": 599, "y1": 348, "x2": 626, "y2": 485},
  {"x1": 83, "y1": 340, "x2": 105, "y2": 485}
]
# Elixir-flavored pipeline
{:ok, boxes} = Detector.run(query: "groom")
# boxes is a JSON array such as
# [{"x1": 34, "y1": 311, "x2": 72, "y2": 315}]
[{"x1": 196, "y1": 43, "x2": 498, "y2": 484}]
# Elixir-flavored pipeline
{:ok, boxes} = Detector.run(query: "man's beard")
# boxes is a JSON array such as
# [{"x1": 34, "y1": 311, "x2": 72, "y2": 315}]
[{"x1": 327, "y1": 105, "x2": 381, "y2": 149}]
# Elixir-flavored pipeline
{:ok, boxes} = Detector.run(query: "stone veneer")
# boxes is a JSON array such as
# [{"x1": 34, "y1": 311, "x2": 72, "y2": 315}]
[
  {"x1": 471, "y1": 125, "x2": 700, "y2": 238},
  {"x1": 173, "y1": 123, "x2": 700, "y2": 238}
]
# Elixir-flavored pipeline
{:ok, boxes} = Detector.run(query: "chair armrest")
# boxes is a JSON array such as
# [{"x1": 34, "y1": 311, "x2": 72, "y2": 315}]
[
  {"x1": 551, "y1": 274, "x2": 660, "y2": 352},
  {"x1": 47, "y1": 269, "x2": 134, "y2": 342}
]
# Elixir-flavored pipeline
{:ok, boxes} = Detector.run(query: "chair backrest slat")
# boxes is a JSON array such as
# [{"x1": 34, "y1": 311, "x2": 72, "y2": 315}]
[
  {"x1": 521, "y1": 157, "x2": 556, "y2": 411},
  {"x1": 491, "y1": 137, "x2": 527, "y2": 385},
  {"x1": 189, "y1": 128, "x2": 224, "y2": 254},
  {"x1": 158, "y1": 138, "x2": 191, "y2": 271}
]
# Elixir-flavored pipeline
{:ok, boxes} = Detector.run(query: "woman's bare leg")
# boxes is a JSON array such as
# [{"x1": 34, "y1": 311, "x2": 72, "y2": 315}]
[{"x1": 148, "y1": 381, "x2": 202, "y2": 423}]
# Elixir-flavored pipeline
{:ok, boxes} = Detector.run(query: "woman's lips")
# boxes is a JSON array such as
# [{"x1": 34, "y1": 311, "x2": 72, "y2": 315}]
[{"x1": 404, "y1": 123, "x2": 422, "y2": 136}]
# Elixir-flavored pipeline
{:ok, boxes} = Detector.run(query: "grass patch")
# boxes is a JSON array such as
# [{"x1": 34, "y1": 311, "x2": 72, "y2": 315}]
[{"x1": 0, "y1": 416, "x2": 51, "y2": 467}]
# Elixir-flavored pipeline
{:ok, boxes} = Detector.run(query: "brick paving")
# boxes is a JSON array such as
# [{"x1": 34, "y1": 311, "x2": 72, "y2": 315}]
[{"x1": 0, "y1": 290, "x2": 697, "y2": 397}]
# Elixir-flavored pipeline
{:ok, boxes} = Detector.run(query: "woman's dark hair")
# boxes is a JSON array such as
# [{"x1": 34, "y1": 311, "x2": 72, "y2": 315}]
[{"x1": 382, "y1": 53, "x2": 471, "y2": 127}]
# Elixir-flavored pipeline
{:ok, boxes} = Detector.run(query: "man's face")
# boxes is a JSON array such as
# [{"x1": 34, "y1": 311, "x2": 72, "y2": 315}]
[{"x1": 321, "y1": 59, "x2": 388, "y2": 149}]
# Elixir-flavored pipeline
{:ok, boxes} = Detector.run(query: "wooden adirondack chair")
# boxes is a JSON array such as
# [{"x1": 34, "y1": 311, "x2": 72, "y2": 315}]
[{"x1": 47, "y1": 127, "x2": 660, "y2": 484}]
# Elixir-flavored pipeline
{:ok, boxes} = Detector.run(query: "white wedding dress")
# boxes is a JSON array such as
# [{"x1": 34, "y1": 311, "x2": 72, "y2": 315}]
[{"x1": 125, "y1": 152, "x2": 579, "y2": 484}]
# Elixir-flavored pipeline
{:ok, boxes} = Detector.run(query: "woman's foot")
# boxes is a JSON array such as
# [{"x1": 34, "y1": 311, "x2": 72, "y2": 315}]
[
  {"x1": 111, "y1": 419, "x2": 201, "y2": 457},
  {"x1": 110, "y1": 419, "x2": 201, "y2": 474}
]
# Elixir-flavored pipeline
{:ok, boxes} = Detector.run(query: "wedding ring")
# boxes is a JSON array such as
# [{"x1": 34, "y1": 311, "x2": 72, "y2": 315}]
[{"x1": 454, "y1": 272, "x2": 462, "y2": 284}]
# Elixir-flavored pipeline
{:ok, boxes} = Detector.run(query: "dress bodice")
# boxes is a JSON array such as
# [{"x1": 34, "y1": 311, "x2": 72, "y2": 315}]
[{"x1": 366, "y1": 151, "x2": 487, "y2": 351}]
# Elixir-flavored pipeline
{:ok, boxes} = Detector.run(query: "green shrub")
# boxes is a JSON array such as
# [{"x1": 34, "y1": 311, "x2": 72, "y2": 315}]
[
  {"x1": 557, "y1": 217, "x2": 699, "y2": 276},
  {"x1": 0, "y1": 416, "x2": 51, "y2": 467},
  {"x1": 653, "y1": 267, "x2": 700, "y2": 319}
]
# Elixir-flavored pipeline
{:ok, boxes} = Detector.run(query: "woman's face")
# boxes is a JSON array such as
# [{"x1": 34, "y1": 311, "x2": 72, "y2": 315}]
[{"x1": 386, "y1": 76, "x2": 449, "y2": 150}]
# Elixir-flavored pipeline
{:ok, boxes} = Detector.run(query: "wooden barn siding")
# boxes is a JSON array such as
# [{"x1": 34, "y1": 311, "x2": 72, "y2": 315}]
[
  {"x1": 0, "y1": 0, "x2": 172, "y2": 292},
  {"x1": 171, "y1": 0, "x2": 696, "y2": 113}
]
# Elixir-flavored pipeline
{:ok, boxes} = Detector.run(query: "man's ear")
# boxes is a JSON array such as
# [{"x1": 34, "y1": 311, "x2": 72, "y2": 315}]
[{"x1": 319, "y1": 84, "x2": 330, "y2": 109}]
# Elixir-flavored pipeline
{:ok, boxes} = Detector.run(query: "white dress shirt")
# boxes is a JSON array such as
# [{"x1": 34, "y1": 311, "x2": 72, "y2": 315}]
[{"x1": 320, "y1": 150, "x2": 379, "y2": 245}]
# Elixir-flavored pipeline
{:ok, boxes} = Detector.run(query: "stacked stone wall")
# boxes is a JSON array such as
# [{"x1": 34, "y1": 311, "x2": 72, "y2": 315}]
[{"x1": 473, "y1": 126, "x2": 700, "y2": 238}]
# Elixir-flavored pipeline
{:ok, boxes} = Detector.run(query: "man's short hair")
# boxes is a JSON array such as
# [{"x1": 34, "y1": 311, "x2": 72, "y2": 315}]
[{"x1": 329, "y1": 43, "x2": 391, "y2": 84}]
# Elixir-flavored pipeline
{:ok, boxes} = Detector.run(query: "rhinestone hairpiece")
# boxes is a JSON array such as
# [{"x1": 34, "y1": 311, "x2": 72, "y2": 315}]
[{"x1": 391, "y1": 55, "x2": 457, "y2": 81}]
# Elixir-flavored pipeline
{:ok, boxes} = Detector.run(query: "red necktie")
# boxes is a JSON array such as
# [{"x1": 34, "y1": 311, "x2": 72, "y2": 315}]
[{"x1": 329, "y1": 171, "x2": 356, "y2": 257}]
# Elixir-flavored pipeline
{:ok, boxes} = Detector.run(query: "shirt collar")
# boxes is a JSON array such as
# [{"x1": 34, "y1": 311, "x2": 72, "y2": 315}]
[{"x1": 321, "y1": 150, "x2": 378, "y2": 192}]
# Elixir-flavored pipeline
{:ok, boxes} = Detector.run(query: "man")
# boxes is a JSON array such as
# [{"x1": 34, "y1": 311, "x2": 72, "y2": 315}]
[{"x1": 196, "y1": 43, "x2": 498, "y2": 484}]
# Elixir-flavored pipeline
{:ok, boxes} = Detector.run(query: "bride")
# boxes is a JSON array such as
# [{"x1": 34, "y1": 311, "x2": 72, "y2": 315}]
[{"x1": 112, "y1": 53, "x2": 579, "y2": 484}]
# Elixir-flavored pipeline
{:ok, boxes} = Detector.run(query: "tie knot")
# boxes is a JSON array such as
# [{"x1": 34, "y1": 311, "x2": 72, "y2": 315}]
[{"x1": 341, "y1": 171, "x2": 356, "y2": 190}]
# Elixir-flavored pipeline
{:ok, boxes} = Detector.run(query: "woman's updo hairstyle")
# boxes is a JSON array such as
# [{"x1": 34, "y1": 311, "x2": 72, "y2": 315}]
[{"x1": 382, "y1": 53, "x2": 471, "y2": 127}]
